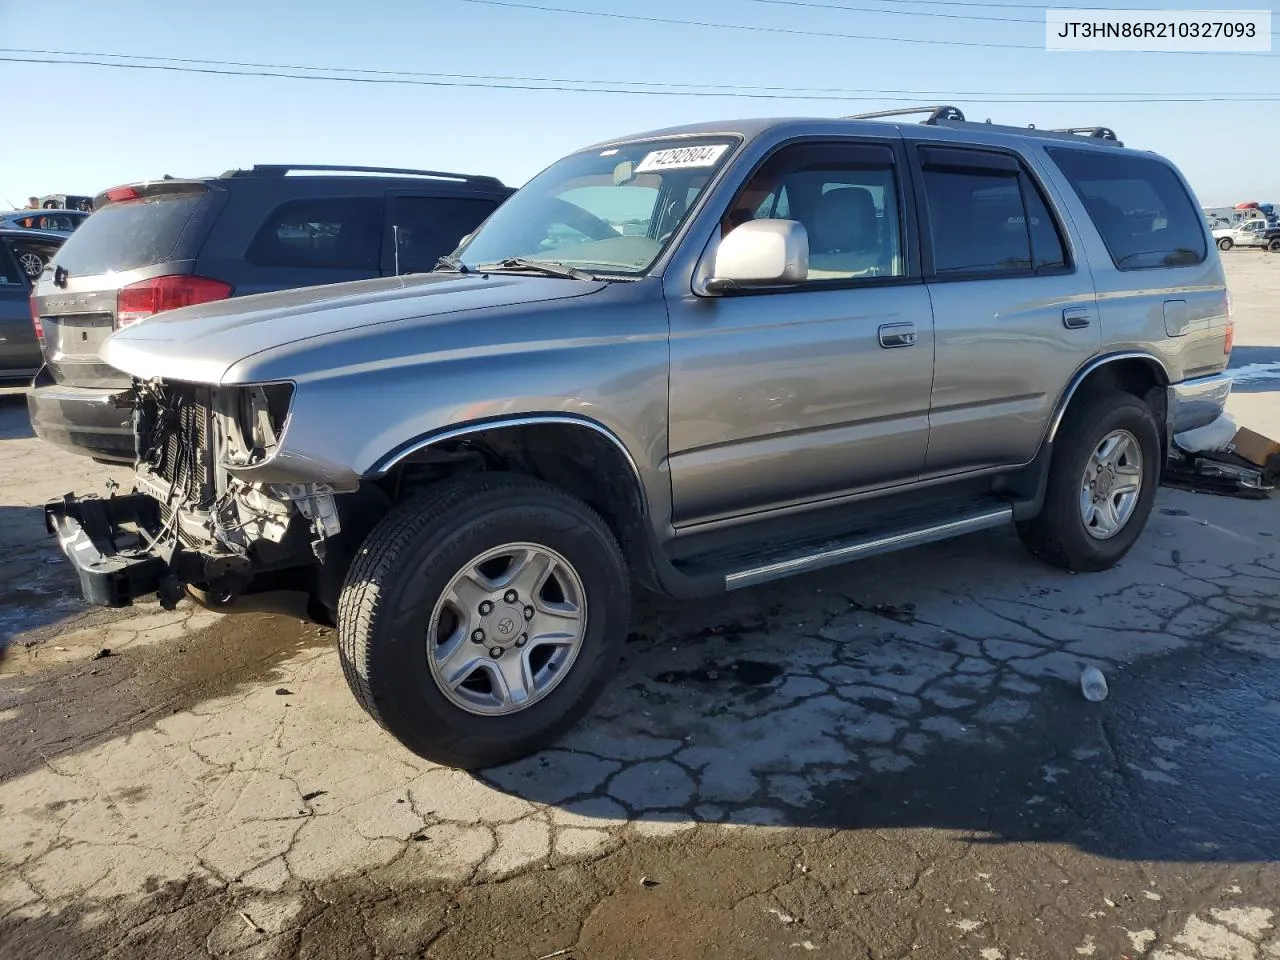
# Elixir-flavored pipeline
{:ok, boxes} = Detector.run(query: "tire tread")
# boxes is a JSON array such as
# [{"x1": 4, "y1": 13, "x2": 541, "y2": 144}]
[{"x1": 336, "y1": 472, "x2": 628, "y2": 767}]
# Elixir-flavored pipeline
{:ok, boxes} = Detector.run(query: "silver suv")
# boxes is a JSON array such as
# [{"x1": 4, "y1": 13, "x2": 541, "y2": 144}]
[{"x1": 46, "y1": 106, "x2": 1232, "y2": 769}]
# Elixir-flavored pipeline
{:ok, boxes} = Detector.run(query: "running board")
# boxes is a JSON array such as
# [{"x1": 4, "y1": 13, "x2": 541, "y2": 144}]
[{"x1": 720, "y1": 504, "x2": 1013, "y2": 591}]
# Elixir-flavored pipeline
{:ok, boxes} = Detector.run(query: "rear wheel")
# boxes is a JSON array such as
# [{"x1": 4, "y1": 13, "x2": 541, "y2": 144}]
[
  {"x1": 1017, "y1": 390, "x2": 1161, "y2": 572},
  {"x1": 1267, "y1": 238, "x2": 1280, "y2": 253},
  {"x1": 1217, "y1": 237, "x2": 1233, "y2": 251},
  {"x1": 337, "y1": 474, "x2": 630, "y2": 769}
]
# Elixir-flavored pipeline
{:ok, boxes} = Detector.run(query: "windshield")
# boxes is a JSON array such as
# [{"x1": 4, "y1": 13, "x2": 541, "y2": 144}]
[{"x1": 454, "y1": 136, "x2": 739, "y2": 276}]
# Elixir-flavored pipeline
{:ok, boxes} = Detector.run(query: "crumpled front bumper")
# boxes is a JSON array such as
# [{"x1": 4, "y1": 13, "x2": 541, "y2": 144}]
[
  {"x1": 44, "y1": 492, "x2": 255, "y2": 609},
  {"x1": 44, "y1": 493, "x2": 174, "y2": 608}
]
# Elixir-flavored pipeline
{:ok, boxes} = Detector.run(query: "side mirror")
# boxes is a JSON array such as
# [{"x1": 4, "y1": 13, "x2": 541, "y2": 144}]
[{"x1": 707, "y1": 219, "x2": 808, "y2": 293}]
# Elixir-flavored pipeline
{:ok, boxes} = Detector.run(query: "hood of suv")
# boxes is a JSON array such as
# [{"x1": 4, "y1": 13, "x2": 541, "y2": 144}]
[{"x1": 102, "y1": 271, "x2": 608, "y2": 384}]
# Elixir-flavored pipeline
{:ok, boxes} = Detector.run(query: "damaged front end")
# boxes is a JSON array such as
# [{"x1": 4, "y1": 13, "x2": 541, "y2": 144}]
[{"x1": 45, "y1": 379, "x2": 349, "y2": 610}]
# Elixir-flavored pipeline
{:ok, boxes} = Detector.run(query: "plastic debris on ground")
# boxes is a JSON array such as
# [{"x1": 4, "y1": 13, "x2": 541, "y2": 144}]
[
  {"x1": 1166, "y1": 415, "x2": 1277, "y2": 500},
  {"x1": 1080, "y1": 666, "x2": 1109, "y2": 702}
]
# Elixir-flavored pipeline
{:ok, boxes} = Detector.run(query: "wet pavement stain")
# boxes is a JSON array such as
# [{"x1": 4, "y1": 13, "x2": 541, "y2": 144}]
[{"x1": 652, "y1": 659, "x2": 785, "y2": 687}]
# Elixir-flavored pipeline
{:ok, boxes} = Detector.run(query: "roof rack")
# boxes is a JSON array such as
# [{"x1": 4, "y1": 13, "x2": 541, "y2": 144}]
[
  {"x1": 843, "y1": 106, "x2": 1124, "y2": 148},
  {"x1": 219, "y1": 164, "x2": 504, "y2": 186},
  {"x1": 1047, "y1": 126, "x2": 1119, "y2": 142},
  {"x1": 845, "y1": 105, "x2": 966, "y2": 124}
]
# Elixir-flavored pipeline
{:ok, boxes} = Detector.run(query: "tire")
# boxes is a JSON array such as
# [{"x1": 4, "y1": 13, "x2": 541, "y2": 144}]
[
  {"x1": 1217, "y1": 237, "x2": 1233, "y2": 251},
  {"x1": 1017, "y1": 390, "x2": 1161, "y2": 573},
  {"x1": 1267, "y1": 238, "x2": 1280, "y2": 253},
  {"x1": 337, "y1": 473, "x2": 630, "y2": 769}
]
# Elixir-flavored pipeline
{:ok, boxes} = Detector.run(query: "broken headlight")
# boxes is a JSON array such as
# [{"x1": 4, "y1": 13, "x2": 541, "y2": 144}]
[{"x1": 216, "y1": 382, "x2": 295, "y2": 467}]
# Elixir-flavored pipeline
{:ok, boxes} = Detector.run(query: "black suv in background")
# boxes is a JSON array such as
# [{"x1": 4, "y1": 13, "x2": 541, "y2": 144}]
[{"x1": 29, "y1": 164, "x2": 513, "y2": 461}]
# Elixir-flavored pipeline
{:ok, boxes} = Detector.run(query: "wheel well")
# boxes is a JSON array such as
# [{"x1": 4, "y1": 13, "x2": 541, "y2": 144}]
[
  {"x1": 379, "y1": 422, "x2": 659, "y2": 589},
  {"x1": 1061, "y1": 356, "x2": 1170, "y2": 456},
  {"x1": 1072, "y1": 357, "x2": 1165, "y2": 405}
]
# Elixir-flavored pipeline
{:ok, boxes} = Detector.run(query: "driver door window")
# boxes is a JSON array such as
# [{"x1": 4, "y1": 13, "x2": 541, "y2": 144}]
[{"x1": 721, "y1": 142, "x2": 906, "y2": 282}]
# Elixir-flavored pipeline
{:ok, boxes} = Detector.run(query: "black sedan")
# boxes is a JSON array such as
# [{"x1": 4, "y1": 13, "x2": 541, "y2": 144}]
[{"x1": 1, "y1": 228, "x2": 65, "y2": 384}]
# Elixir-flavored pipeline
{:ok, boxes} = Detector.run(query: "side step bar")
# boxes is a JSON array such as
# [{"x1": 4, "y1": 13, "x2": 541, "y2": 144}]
[{"x1": 722, "y1": 504, "x2": 1013, "y2": 591}]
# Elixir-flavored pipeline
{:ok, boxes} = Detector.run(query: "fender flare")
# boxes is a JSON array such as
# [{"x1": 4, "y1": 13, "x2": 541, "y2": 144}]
[
  {"x1": 1046, "y1": 351, "x2": 1170, "y2": 444},
  {"x1": 365, "y1": 413, "x2": 648, "y2": 513}
]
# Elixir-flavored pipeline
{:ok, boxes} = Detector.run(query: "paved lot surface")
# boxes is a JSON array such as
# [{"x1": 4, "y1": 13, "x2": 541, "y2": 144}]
[{"x1": 1, "y1": 255, "x2": 1278, "y2": 960}]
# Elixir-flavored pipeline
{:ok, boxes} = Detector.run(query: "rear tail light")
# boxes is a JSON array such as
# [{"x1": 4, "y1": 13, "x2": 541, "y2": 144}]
[
  {"x1": 116, "y1": 275, "x2": 233, "y2": 329},
  {"x1": 105, "y1": 186, "x2": 141, "y2": 203},
  {"x1": 30, "y1": 296, "x2": 43, "y2": 343},
  {"x1": 1224, "y1": 290, "x2": 1234, "y2": 355}
]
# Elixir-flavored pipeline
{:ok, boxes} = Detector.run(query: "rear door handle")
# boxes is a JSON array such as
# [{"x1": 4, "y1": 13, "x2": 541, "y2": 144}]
[
  {"x1": 878, "y1": 322, "x2": 916, "y2": 348},
  {"x1": 1062, "y1": 306, "x2": 1093, "y2": 329}
]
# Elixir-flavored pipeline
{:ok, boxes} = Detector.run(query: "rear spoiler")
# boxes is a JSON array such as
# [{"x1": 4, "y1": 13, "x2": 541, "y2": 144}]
[{"x1": 94, "y1": 180, "x2": 211, "y2": 209}]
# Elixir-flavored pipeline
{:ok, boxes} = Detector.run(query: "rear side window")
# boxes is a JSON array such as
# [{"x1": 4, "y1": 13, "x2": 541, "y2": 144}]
[
  {"x1": 388, "y1": 196, "x2": 499, "y2": 273},
  {"x1": 247, "y1": 197, "x2": 382, "y2": 270},
  {"x1": 6, "y1": 238, "x2": 63, "y2": 283},
  {"x1": 917, "y1": 146, "x2": 1069, "y2": 278},
  {"x1": 1048, "y1": 148, "x2": 1206, "y2": 270},
  {"x1": 0, "y1": 245, "x2": 18, "y2": 285},
  {"x1": 52, "y1": 192, "x2": 204, "y2": 276}
]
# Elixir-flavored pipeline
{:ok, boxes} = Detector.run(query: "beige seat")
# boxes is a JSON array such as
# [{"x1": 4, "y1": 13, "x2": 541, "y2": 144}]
[{"x1": 805, "y1": 186, "x2": 885, "y2": 280}]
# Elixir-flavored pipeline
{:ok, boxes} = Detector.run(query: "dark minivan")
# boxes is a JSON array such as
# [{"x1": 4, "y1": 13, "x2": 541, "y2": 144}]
[{"x1": 29, "y1": 164, "x2": 513, "y2": 461}]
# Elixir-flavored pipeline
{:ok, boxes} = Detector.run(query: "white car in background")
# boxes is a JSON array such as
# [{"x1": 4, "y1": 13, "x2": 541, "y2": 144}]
[{"x1": 1214, "y1": 218, "x2": 1278, "y2": 251}]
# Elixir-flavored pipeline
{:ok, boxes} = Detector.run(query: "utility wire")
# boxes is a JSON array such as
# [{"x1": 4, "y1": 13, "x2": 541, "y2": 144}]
[
  {"x1": 3, "y1": 47, "x2": 1275, "y2": 98},
  {"x1": 457, "y1": 0, "x2": 1279, "y2": 56},
  {"x1": 739, "y1": 0, "x2": 1232, "y2": 9},
  {"x1": 745, "y1": 0, "x2": 1280, "y2": 32},
  {"x1": 8, "y1": 55, "x2": 1280, "y2": 103},
  {"x1": 746, "y1": 0, "x2": 1042, "y2": 26}
]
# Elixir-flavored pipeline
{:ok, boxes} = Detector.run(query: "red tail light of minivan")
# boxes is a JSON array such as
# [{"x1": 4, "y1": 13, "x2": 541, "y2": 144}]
[
  {"x1": 116, "y1": 275, "x2": 233, "y2": 329},
  {"x1": 1224, "y1": 291, "x2": 1234, "y2": 355},
  {"x1": 30, "y1": 296, "x2": 43, "y2": 343}
]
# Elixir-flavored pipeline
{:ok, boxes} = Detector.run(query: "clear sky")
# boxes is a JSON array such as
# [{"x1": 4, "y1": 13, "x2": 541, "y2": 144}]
[{"x1": 1, "y1": 0, "x2": 1277, "y2": 208}]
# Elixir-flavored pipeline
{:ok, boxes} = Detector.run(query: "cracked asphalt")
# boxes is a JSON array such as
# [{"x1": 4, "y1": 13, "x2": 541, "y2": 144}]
[{"x1": 2, "y1": 255, "x2": 1279, "y2": 960}]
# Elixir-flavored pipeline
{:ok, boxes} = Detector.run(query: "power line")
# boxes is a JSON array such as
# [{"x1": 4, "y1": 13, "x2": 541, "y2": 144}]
[
  {"x1": 742, "y1": 0, "x2": 1207, "y2": 8},
  {"x1": 3, "y1": 48, "x2": 1274, "y2": 99},
  {"x1": 744, "y1": 0, "x2": 1280, "y2": 32},
  {"x1": 746, "y1": 0, "x2": 1041, "y2": 26},
  {"x1": 457, "y1": 0, "x2": 1279, "y2": 56},
  {"x1": 743, "y1": 0, "x2": 1266, "y2": 12},
  {"x1": 9, "y1": 55, "x2": 1280, "y2": 104}
]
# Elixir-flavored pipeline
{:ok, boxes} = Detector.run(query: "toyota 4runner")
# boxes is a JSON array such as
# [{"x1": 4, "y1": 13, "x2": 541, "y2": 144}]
[{"x1": 45, "y1": 107, "x2": 1233, "y2": 769}]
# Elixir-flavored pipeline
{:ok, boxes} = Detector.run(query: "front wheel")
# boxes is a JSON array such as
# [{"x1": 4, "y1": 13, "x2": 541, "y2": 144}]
[
  {"x1": 1017, "y1": 390, "x2": 1161, "y2": 572},
  {"x1": 337, "y1": 474, "x2": 630, "y2": 769}
]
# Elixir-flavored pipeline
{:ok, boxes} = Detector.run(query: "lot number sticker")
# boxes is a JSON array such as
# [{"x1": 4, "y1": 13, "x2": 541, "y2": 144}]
[{"x1": 635, "y1": 144, "x2": 729, "y2": 173}]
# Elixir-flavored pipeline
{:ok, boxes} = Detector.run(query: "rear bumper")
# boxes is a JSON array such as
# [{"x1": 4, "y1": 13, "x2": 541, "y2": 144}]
[
  {"x1": 1167, "y1": 372, "x2": 1233, "y2": 436},
  {"x1": 28, "y1": 367, "x2": 134, "y2": 462},
  {"x1": 44, "y1": 493, "x2": 172, "y2": 607}
]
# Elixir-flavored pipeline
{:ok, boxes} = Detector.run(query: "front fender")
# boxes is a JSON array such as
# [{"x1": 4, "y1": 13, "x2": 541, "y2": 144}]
[{"x1": 219, "y1": 281, "x2": 673, "y2": 495}]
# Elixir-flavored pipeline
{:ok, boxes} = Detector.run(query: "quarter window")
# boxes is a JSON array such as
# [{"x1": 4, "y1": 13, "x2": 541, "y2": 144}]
[
  {"x1": 1048, "y1": 148, "x2": 1206, "y2": 270},
  {"x1": 725, "y1": 141, "x2": 905, "y2": 281}
]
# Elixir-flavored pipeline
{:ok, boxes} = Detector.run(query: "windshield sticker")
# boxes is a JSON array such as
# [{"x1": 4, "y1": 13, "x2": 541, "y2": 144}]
[
  {"x1": 634, "y1": 144, "x2": 729, "y2": 173},
  {"x1": 599, "y1": 149, "x2": 619, "y2": 156}
]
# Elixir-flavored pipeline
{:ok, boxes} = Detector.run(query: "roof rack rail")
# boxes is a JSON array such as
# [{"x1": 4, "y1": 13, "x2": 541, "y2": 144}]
[
  {"x1": 1047, "y1": 126, "x2": 1119, "y2": 142},
  {"x1": 841, "y1": 106, "x2": 1125, "y2": 147},
  {"x1": 219, "y1": 164, "x2": 504, "y2": 186},
  {"x1": 845, "y1": 105, "x2": 966, "y2": 124}
]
